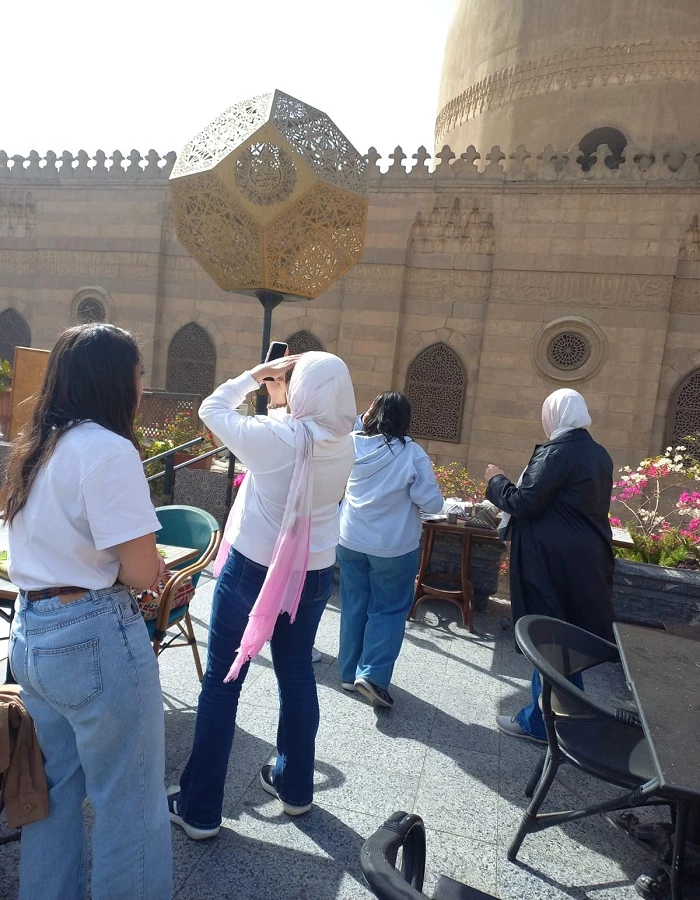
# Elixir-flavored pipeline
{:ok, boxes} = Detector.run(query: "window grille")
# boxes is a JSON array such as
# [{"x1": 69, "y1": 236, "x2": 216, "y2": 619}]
[
  {"x1": 286, "y1": 330, "x2": 324, "y2": 354},
  {"x1": 166, "y1": 323, "x2": 217, "y2": 398},
  {"x1": 406, "y1": 343, "x2": 465, "y2": 442}
]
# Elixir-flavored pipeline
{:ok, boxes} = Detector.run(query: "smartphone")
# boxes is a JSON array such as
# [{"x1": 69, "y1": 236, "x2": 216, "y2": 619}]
[
  {"x1": 264, "y1": 341, "x2": 288, "y2": 363},
  {"x1": 262, "y1": 341, "x2": 289, "y2": 382}
]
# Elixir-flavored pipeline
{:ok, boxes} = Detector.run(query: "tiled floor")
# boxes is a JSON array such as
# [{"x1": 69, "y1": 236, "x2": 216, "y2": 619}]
[{"x1": 1, "y1": 579, "x2": 697, "y2": 899}]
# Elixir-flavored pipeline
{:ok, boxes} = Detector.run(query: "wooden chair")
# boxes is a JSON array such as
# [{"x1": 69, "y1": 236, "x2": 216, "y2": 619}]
[{"x1": 149, "y1": 505, "x2": 221, "y2": 681}]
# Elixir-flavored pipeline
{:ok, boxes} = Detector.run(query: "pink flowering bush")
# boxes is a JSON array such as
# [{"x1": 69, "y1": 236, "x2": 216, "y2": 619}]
[
  {"x1": 611, "y1": 446, "x2": 700, "y2": 567},
  {"x1": 432, "y1": 463, "x2": 485, "y2": 503}
]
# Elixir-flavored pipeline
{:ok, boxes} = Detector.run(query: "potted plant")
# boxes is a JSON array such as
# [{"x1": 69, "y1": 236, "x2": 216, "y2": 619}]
[
  {"x1": 161, "y1": 412, "x2": 218, "y2": 470},
  {"x1": 0, "y1": 358, "x2": 12, "y2": 440},
  {"x1": 432, "y1": 462, "x2": 485, "y2": 506},
  {"x1": 430, "y1": 462, "x2": 507, "y2": 611},
  {"x1": 610, "y1": 446, "x2": 700, "y2": 626}
]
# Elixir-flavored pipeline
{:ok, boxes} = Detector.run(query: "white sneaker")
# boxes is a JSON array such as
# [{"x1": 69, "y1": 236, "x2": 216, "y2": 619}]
[
  {"x1": 341, "y1": 681, "x2": 357, "y2": 692},
  {"x1": 495, "y1": 715, "x2": 546, "y2": 745},
  {"x1": 166, "y1": 785, "x2": 220, "y2": 839},
  {"x1": 259, "y1": 765, "x2": 312, "y2": 815},
  {"x1": 311, "y1": 647, "x2": 322, "y2": 663}
]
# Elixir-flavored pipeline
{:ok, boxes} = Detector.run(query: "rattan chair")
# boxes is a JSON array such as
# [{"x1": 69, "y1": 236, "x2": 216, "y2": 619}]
[{"x1": 149, "y1": 505, "x2": 221, "y2": 681}]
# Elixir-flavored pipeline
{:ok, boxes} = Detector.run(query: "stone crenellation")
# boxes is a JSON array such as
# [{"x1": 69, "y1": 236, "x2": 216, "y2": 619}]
[
  {"x1": 0, "y1": 149, "x2": 177, "y2": 180},
  {"x1": 3, "y1": 142, "x2": 700, "y2": 184}
]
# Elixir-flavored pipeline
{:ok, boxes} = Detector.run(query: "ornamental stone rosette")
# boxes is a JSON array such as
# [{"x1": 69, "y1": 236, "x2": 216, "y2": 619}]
[{"x1": 169, "y1": 90, "x2": 368, "y2": 299}]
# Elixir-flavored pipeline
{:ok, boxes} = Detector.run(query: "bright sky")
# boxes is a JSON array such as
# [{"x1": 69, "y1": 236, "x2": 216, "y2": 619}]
[{"x1": 4, "y1": 1, "x2": 455, "y2": 163}]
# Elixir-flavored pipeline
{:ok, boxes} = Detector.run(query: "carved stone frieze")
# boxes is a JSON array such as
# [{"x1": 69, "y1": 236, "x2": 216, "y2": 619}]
[
  {"x1": 490, "y1": 270, "x2": 671, "y2": 310},
  {"x1": 436, "y1": 41, "x2": 700, "y2": 143},
  {"x1": 340, "y1": 263, "x2": 404, "y2": 292},
  {"x1": 404, "y1": 268, "x2": 491, "y2": 302},
  {"x1": 670, "y1": 278, "x2": 700, "y2": 313},
  {"x1": 163, "y1": 254, "x2": 212, "y2": 283},
  {"x1": 0, "y1": 190, "x2": 37, "y2": 238},
  {"x1": 0, "y1": 249, "x2": 155, "y2": 279}
]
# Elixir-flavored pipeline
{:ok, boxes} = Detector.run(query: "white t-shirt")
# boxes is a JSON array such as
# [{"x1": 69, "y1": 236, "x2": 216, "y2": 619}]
[
  {"x1": 8, "y1": 421, "x2": 161, "y2": 591},
  {"x1": 200, "y1": 373, "x2": 354, "y2": 570}
]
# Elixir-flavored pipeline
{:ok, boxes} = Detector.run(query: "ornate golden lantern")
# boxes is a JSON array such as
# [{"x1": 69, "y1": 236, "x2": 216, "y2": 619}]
[{"x1": 170, "y1": 89, "x2": 368, "y2": 302}]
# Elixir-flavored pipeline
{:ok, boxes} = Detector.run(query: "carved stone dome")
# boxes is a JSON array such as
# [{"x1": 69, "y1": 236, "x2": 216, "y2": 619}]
[{"x1": 436, "y1": 0, "x2": 700, "y2": 155}]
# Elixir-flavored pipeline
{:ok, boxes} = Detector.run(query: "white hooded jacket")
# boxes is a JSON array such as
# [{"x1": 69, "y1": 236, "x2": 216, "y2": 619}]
[{"x1": 339, "y1": 417, "x2": 443, "y2": 558}]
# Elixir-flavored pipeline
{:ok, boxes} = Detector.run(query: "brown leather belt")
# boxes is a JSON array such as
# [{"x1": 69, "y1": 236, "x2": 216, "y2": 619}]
[{"x1": 24, "y1": 586, "x2": 88, "y2": 603}]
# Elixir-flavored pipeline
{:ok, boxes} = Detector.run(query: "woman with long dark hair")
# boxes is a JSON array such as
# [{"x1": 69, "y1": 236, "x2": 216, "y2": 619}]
[
  {"x1": 337, "y1": 391, "x2": 443, "y2": 708},
  {"x1": 2, "y1": 324, "x2": 172, "y2": 899}
]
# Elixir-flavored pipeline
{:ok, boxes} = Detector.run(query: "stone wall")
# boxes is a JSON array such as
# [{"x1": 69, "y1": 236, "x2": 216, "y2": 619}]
[
  {"x1": 0, "y1": 441, "x2": 10, "y2": 487},
  {"x1": 2, "y1": 143, "x2": 700, "y2": 481}
]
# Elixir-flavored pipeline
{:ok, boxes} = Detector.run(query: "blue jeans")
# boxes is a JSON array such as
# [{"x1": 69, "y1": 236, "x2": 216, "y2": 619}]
[
  {"x1": 9, "y1": 586, "x2": 172, "y2": 900},
  {"x1": 515, "y1": 670, "x2": 585, "y2": 740},
  {"x1": 177, "y1": 548, "x2": 333, "y2": 829},
  {"x1": 337, "y1": 545, "x2": 419, "y2": 690}
]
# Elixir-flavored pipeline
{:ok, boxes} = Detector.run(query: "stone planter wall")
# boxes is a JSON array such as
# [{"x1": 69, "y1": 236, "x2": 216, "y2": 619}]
[
  {"x1": 422, "y1": 530, "x2": 507, "y2": 612},
  {"x1": 496, "y1": 571, "x2": 510, "y2": 601},
  {"x1": 612, "y1": 558, "x2": 700, "y2": 628}
]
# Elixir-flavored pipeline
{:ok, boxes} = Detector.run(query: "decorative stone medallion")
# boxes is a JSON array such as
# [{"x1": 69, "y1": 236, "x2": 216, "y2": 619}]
[{"x1": 532, "y1": 316, "x2": 607, "y2": 383}]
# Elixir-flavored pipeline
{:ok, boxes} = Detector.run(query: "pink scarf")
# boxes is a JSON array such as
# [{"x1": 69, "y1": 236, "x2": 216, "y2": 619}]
[{"x1": 223, "y1": 352, "x2": 355, "y2": 682}]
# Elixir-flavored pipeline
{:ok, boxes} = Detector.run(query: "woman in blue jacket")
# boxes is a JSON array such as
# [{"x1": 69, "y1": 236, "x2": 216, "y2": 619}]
[{"x1": 337, "y1": 392, "x2": 443, "y2": 708}]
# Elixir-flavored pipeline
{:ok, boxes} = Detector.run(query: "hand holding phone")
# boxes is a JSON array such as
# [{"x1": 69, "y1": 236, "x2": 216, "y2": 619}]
[
  {"x1": 264, "y1": 341, "x2": 288, "y2": 363},
  {"x1": 250, "y1": 353, "x2": 300, "y2": 386},
  {"x1": 262, "y1": 342, "x2": 289, "y2": 381}
]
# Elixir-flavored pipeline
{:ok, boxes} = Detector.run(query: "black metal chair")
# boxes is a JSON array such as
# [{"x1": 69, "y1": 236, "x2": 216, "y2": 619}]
[
  {"x1": 509, "y1": 615, "x2": 671, "y2": 865},
  {"x1": 360, "y1": 812, "x2": 496, "y2": 900}
]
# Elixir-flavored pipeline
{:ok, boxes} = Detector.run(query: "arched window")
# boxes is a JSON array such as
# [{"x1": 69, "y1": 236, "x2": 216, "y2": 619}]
[
  {"x1": 165, "y1": 323, "x2": 216, "y2": 398},
  {"x1": 286, "y1": 330, "x2": 324, "y2": 354},
  {"x1": 76, "y1": 296, "x2": 106, "y2": 324},
  {"x1": 578, "y1": 127, "x2": 627, "y2": 172},
  {"x1": 667, "y1": 368, "x2": 700, "y2": 456},
  {"x1": 405, "y1": 342, "x2": 466, "y2": 442},
  {"x1": 0, "y1": 308, "x2": 31, "y2": 365}
]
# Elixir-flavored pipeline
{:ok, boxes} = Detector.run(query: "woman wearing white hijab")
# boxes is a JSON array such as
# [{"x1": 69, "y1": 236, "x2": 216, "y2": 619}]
[
  {"x1": 168, "y1": 352, "x2": 356, "y2": 838},
  {"x1": 484, "y1": 388, "x2": 614, "y2": 743}
]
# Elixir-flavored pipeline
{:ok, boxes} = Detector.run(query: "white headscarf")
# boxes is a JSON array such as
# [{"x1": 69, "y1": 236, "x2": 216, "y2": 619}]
[
  {"x1": 541, "y1": 388, "x2": 591, "y2": 441},
  {"x1": 225, "y1": 352, "x2": 355, "y2": 682},
  {"x1": 495, "y1": 388, "x2": 591, "y2": 538},
  {"x1": 287, "y1": 351, "x2": 357, "y2": 441}
]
